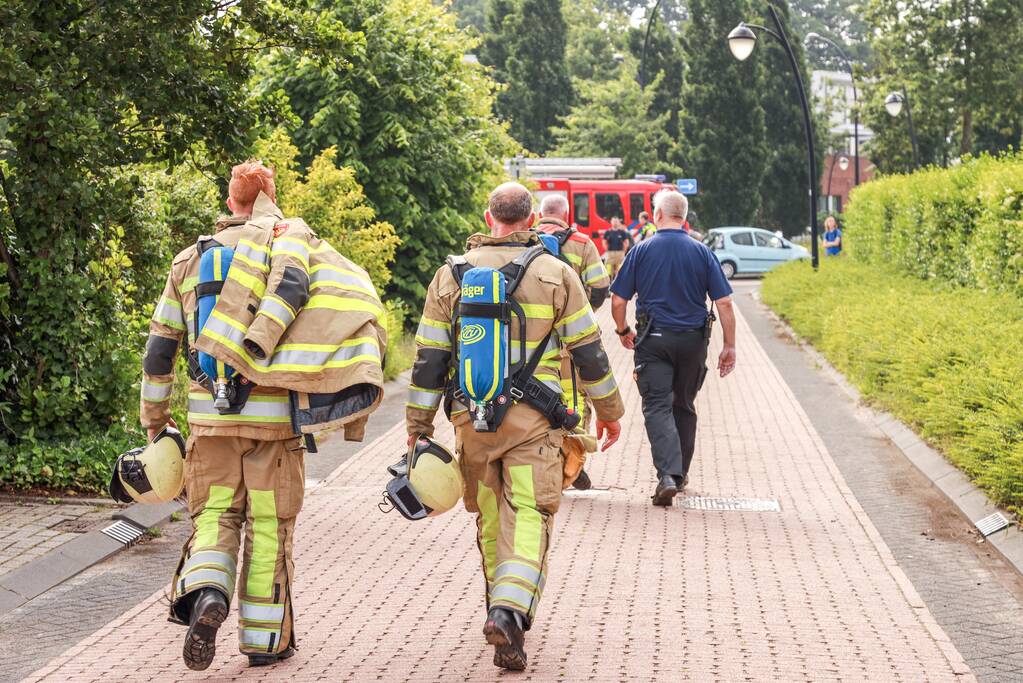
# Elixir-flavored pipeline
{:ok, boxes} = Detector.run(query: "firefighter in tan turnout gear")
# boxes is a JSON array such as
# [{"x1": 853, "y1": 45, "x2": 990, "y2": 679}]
[
  {"x1": 406, "y1": 183, "x2": 624, "y2": 670},
  {"x1": 140, "y1": 161, "x2": 384, "y2": 671},
  {"x1": 534, "y1": 194, "x2": 611, "y2": 490}
]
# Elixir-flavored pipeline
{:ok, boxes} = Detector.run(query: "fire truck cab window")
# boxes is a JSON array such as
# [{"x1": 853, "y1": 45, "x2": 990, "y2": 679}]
[
  {"x1": 573, "y1": 193, "x2": 590, "y2": 227},
  {"x1": 595, "y1": 193, "x2": 624, "y2": 220},
  {"x1": 629, "y1": 193, "x2": 644, "y2": 221}
]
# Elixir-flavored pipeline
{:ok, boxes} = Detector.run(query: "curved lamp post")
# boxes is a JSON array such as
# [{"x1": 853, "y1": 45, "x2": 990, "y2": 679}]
[
  {"x1": 885, "y1": 90, "x2": 921, "y2": 169},
  {"x1": 639, "y1": 0, "x2": 665, "y2": 88},
  {"x1": 805, "y1": 32, "x2": 859, "y2": 187},
  {"x1": 728, "y1": 10, "x2": 820, "y2": 269}
]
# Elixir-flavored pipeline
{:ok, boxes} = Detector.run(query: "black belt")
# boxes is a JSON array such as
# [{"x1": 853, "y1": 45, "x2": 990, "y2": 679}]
[{"x1": 649, "y1": 325, "x2": 703, "y2": 334}]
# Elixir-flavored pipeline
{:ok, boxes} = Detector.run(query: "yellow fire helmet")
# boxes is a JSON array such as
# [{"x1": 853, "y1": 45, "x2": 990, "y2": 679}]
[
  {"x1": 109, "y1": 427, "x2": 186, "y2": 504},
  {"x1": 381, "y1": 436, "x2": 463, "y2": 520}
]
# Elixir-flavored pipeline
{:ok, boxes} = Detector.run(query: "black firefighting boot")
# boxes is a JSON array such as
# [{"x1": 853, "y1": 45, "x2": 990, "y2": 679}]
[
  {"x1": 248, "y1": 644, "x2": 297, "y2": 667},
  {"x1": 483, "y1": 607, "x2": 527, "y2": 670},
  {"x1": 182, "y1": 588, "x2": 228, "y2": 671}
]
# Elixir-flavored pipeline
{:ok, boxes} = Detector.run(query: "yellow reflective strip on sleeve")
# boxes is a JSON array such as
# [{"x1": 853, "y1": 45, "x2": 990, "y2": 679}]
[
  {"x1": 228, "y1": 267, "x2": 267, "y2": 299},
  {"x1": 508, "y1": 465, "x2": 542, "y2": 562},
  {"x1": 419, "y1": 317, "x2": 451, "y2": 331},
  {"x1": 232, "y1": 251, "x2": 270, "y2": 273},
  {"x1": 519, "y1": 304, "x2": 555, "y2": 319},
  {"x1": 239, "y1": 239, "x2": 271, "y2": 255},
  {"x1": 245, "y1": 490, "x2": 278, "y2": 599},
  {"x1": 583, "y1": 262, "x2": 608, "y2": 285},
  {"x1": 180, "y1": 276, "x2": 199, "y2": 294},
  {"x1": 565, "y1": 252, "x2": 582, "y2": 266},
  {"x1": 477, "y1": 486, "x2": 500, "y2": 582},
  {"x1": 556, "y1": 305, "x2": 591, "y2": 328},
  {"x1": 305, "y1": 294, "x2": 383, "y2": 318},
  {"x1": 194, "y1": 485, "x2": 235, "y2": 549},
  {"x1": 256, "y1": 309, "x2": 288, "y2": 330}
]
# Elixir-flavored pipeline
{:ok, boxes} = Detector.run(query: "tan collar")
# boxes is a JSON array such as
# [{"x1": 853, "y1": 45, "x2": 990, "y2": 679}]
[
  {"x1": 465, "y1": 230, "x2": 541, "y2": 250},
  {"x1": 536, "y1": 217, "x2": 569, "y2": 231},
  {"x1": 214, "y1": 215, "x2": 249, "y2": 233},
  {"x1": 251, "y1": 191, "x2": 283, "y2": 221}
]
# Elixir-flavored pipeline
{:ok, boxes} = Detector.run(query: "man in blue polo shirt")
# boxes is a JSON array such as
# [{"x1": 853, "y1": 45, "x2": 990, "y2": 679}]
[{"x1": 610, "y1": 190, "x2": 737, "y2": 506}]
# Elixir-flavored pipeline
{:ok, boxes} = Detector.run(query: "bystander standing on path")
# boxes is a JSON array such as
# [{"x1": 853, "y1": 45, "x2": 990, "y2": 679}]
[
  {"x1": 823, "y1": 215, "x2": 843, "y2": 256},
  {"x1": 600, "y1": 216, "x2": 633, "y2": 280},
  {"x1": 610, "y1": 190, "x2": 736, "y2": 506}
]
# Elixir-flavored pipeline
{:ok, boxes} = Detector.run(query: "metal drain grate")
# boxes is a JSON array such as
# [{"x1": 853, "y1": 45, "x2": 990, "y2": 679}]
[
  {"x1": 975, "y1": 512, "x2": 1010, "y2": 537},
  {"x1": 678, "y1": 496, "x2": 781, "y2": 512},
  {"x1": 101, "y1": 520, "x2": 145, "y2": 547}
]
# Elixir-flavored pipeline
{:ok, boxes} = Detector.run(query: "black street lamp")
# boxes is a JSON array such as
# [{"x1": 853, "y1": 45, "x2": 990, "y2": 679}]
[
  {"x1": 805, "y1": 32, "x2": 860, "y2": 187},
  {"x1": 728, "y1": 8, "x2": 820, "y2": 269},
  {"x1": 826, "y1": 154, "x2": 849, "y2": 212},
  {"x1": 885, "y1": 89, "x2": 921, "y2": 169},
  {"x1": 639, "y1": 0, "x2": 664, "y2": 89}
]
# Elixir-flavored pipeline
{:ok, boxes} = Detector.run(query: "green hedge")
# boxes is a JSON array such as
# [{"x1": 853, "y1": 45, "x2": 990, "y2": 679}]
[
  {"x1": 844, "y1": 153, "x2": 1023, "y2": 296},
  {"x1": 762, "y1": 259, "x2": 1023, "y2": 516}
]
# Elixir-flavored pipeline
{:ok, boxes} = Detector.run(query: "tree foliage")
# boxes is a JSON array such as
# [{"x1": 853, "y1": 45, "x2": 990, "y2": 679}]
[
  {"x1": 263, "y1": 0, "x2": 513, "y2": 308},
  {"x1": 862, "y1": 0, "x2": 1023, "y2": 172},
  {"x1": 0, "y1": 1, "x2": 354, "y2": 446},
  {"x1": 755, "y1": 0, "x2": 825, "y2": 235},
  {"x1": 681, "y1": 0, "x2": 767, "y2": 227},
  {"x1": 552, "y1": 64, "x2": 679, "y2": 179},
  {"x1": 481, "y1": 0, "x2": 574, "y2": 153}
]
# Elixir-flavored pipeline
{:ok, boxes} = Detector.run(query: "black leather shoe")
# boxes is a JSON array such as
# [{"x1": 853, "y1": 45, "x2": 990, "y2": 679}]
[
  {"x1": 572, "y1": 468, "x2": 592, "y2": 491},
  {"x1": 483, "y1": 607, "x2": 527, "y2": 670},
  {"x1": 652, "y1": 475, "x2": 678, "y2": 507},
  {"x1": 182, "y1": 588, "x2": 228, "y2": 671},
  {"x1": 248, "y1": 644, "x2": 296, "y2": 667}
]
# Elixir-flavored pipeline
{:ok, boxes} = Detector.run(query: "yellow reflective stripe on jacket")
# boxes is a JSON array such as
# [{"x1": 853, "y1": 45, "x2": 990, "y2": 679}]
[
  {"x1": 141, "y1": 379, "x2": 173, "y2": 403},
  {"x1": 153, "y1": 296, "x2": 185, "y2": 331},
  {"x1": 181, "y1": 275, "x2": 199, "y2": 295},
  {"x1": 415, "y1": 317, "x2": 452, "y2": 348},
  {"x1": 557, "y1": 306, "x2": 598, "y2": 343},
  {"x1": 407, "y1": 385, "x2": 443, "y2": 410},
  {"x1": 583, "y1": 261, "x2": 608, "y2": 286},
  {"x1": 565, "y1": 252, "x2": 583, "y2": 266},
  {"x1": 228, "y1": 266, "x2": 267, "y2": 299},
  {"x1": 518, "y1": 303, "x2": 555, "y2": 319},
  {"x1": 188, "y1": 392, "x2": 292, "y2": 423},
  {"x1": 582, "y1": 371, "x2": 618, "y2": 400},
  {"x1": 309, "y1": 264, "x2": 376, "y2": 297},
  {"x1": 305, "y1": 293, "x2": 384, "y2": 318},
  {"x1": 201, "y1": 310, "x2": 381, "y2": 373}
]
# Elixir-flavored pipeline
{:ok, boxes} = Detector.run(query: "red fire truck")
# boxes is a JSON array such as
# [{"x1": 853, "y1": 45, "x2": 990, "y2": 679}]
[{"x1": 530, "y1": 178, "x2": 677, "y2": 253}]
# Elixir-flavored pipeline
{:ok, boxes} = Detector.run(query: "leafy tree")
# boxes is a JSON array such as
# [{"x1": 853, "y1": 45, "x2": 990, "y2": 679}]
[
  {"x1": 681, "y1": 0, "x2": 767, "y2": 226},
  {"x1": 0, "y1": 2, "x2": 353, "y2": 445},
  {"x1": 862, "y1": 0, "x2": 1023, "y2": 172},
  {"x1": 552, "y1": 64, "x2": 679, "y2": 179},
  {"x1": 754, "y1": 0, "x2": 824, "y2": 236},
  {"x1": 564, "y1": 0, "x2": 631, "y2": 84},
  {"x1": 481, "y1": 0, "x2": 574, "y2": 153},
  {"x1": 789, "y1": 0, "x2": 872, "y2": 69},
  {"x1": 262, "y1": 0, "x2": 513, "y2": 308},
  {"x1": 449, "y1": 0, "x2": 487, "y2": 30}
]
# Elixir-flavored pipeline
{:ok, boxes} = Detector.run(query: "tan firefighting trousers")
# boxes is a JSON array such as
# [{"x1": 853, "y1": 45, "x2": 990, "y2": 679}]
[
  {"x1": 456, "y1": 404, "x2": 564, "y2": 627},
  {"x1": 605, "y1": 249, "x2": 625, "y2": 279},
  {"x1": 169, "y1": 434, "x2": 305, "y2": 656}
]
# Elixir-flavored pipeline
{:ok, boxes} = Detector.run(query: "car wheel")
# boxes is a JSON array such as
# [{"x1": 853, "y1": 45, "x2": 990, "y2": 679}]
[{"x1": 720, "y1": 261, "x2": 737, "y2": 280}]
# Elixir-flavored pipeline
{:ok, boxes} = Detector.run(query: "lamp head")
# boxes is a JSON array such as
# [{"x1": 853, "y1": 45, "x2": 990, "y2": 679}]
[
  {"x1": 838, "y1": 155, "x2": 850, "y2": 171},
  {"x1": 885, "y1": 92, "x2": 904, "y2": 117},
  {"x1": 728, "y1": 24, "x2": 757, "y2": 61}
]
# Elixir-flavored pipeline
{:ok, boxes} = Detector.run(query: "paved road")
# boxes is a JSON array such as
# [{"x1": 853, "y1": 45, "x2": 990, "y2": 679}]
[
  {"x1": 0, "y1": 373, "x2": 409, "y2": 683},
  {"x1": 733, "y1": 279, "x2": 1023, "y2": 682},
  {"x1": 23, "y1": 302, "x2": 973, "y2": 681}
]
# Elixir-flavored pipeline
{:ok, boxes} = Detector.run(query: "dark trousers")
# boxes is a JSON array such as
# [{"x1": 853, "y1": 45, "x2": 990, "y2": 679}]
[{"x1": 634, "y1": 330, "x2": 709, "y2": 480}]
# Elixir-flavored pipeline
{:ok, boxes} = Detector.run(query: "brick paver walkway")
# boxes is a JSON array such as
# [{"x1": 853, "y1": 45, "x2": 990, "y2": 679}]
[
  {"x1": 0, "y1": 500, "x2": 111, "y2": 577},
  {"x1": 26, "y1": 305, "x2": 973, "y2": 681}
]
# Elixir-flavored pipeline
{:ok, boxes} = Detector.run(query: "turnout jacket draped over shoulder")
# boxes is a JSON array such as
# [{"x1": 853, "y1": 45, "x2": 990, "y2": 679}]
[{"x1": 142, "y1": 192, "x2": 385, "y2": 442}]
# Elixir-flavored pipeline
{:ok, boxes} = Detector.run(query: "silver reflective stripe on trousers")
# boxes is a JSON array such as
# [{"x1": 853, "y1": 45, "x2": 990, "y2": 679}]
[
  {"x1": 494, "y1": 560, "x2": 544, "y2": 589},
  {"x1": 240, "y1": 601, "x2": 285, "y2": 624},
  {"x1": 490, "y1": 581, "x2": 537, "y2": 611},
  {"x1": 180, "y1": 567, "x2": 235, "y2": 598},
  {"x1": 182, "y1": 550, "x2": 237, "y2": 578},
  {"x1": 240, "y1": 627, "x2": 280, "y2": 652}
]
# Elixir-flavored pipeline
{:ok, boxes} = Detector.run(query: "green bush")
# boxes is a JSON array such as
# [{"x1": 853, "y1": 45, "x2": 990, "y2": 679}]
[
  {"x1": 382, "y1": 300, "x2": 415, "y2": 382},
  {"x1": 844, "y1": 153, "x2": 1023, "y2": 295},
  {"x1": 762, "y1": 259, "x2": 1023, "y2": 515}
]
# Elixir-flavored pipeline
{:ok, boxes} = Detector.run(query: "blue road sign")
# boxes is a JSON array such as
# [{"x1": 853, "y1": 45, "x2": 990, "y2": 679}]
[{"x1": 677, "y1": 178, "x2": 698, "y2": 195}]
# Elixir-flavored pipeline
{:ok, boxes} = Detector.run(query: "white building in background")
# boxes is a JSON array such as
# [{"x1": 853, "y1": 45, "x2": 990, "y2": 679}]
[{"x1": 811, "y1": 70, "x2": 874, "y2": 155}]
